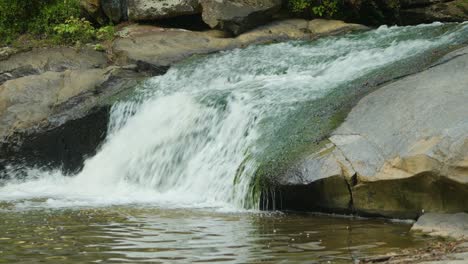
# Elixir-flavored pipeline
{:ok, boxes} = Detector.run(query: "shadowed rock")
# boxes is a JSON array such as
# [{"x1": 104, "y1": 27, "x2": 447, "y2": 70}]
[
  {"x1": 400, "y1": 0, "x2": 468, "y2": 24},
  {"x1": 200, "y1": 0, "x2": 282, "y2": 35}
]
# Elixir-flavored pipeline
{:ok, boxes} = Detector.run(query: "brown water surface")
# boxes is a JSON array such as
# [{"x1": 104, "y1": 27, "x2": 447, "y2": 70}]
[{"x1": 0, "y1": 202, "x2": 436, "y2": 263}]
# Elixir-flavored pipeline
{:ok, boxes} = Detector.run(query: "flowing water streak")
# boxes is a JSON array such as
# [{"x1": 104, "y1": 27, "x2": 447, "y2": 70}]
[{"x1": 0, "y1": 22, "x2": 467, "y2": 210}]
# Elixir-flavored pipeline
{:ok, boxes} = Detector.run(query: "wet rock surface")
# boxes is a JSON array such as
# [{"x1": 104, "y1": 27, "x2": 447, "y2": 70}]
[
  {"x1": 400, "y1": 0, "x2": 468, "y2": 24},
  {"x1": 113, "y1": 19, "x2": 366, "y2": 66},
  {"x1": 200, "y1": 0, "x2": 282, "y2": 35},
  {"x1": 0, "y1": 46, "x2": 166, "y2": 174},
  {"x1": 0, "y1": 48, "x2": 107, "y2": 85},
  {"x1": 0, "y1": 65, "x2": 152, "y2": 174},
  {"x1": 270, "y1": 46, "x2": 468, "y2": 219},
  {"x1": 412, "y1": 213, "x2": 468, "y2": 240}
]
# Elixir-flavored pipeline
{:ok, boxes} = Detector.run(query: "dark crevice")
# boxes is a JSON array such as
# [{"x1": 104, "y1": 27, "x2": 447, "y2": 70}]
[
  {"x1": 135, "y1": 60, "x2": 170, "y2": 75},
  {"x1": 345, "y1": 173, "x2": 357, "y2": 212},
  {"x1": 400, "y1": 0, "x2": 451, "y2": 9},
  {"x1": 138, "y1": 14, "x2": 210, "y2": 31}
]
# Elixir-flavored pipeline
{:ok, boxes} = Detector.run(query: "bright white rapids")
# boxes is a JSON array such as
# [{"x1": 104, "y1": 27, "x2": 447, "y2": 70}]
[{"x1": 0, "y1": 23, "x2": 467, "y2": 210}]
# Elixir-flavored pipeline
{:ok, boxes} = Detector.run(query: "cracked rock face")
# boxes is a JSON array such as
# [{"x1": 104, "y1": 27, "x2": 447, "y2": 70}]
[
  {"x1": 127, "y1": 0, "x2": 201, "y2": 20},
  {"x1": 0, "y1": 48, "x2": 156, "y2": 174},
  {"x1": 113, "y1": 19, "x2": 366, "y2": 67},
  {"x1": 200, "y1": 0, "x2": 282, "y2": 35},
  {"x1": 272, "y1": 46, "x2": 468, "y2": 219}
]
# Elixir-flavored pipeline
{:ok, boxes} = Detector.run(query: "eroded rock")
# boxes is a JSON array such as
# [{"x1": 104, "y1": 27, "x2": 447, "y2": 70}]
[
  {"x1": 0, "y1": 66, "x2": 143, "y2": 139},
  {"x1": 270, "y1": 46, "x2": 468, "y2": 219},
  {"x1": 412, "y1": 213, "x2": 468, "y2": 240},
  {"x1": 113, "y1": 19, "x2": 366, "y2": 66},
  {"x1": 200, "y1": 0, "x2": 282, "y2": 35},
  {"x1": 102, "y1": 0, "x2": 128, "y2": 23},
  {"x1": 0, "y1": 48, "x2": 107, "y2": 85},
  {"x1": 127, "y1": 0, "x2": 201, "y2": 20},
  {"x1": 0, "y1": 64, "x2": 154, "y2": 173}
]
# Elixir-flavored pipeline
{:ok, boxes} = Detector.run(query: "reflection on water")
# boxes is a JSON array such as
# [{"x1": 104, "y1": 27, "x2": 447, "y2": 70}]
[{"x1": 0, "y1": 203, "x2": 435, "y2": 263}]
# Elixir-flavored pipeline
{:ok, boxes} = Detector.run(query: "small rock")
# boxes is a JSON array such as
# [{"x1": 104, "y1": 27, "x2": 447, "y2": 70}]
[{"x1": 411, "y1": 213, "x2": 468, "y2": 240}]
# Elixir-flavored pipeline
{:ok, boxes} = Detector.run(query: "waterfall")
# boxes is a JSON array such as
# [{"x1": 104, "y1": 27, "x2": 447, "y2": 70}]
[{"x1": 0, "y1": 22, "x2": 467, "y2": 210}]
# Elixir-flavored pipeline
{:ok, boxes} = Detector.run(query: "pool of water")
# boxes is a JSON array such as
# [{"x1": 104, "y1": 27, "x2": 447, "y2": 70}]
[{"x1": 0, "y1": 203, "x2": 435, "y2": 263}]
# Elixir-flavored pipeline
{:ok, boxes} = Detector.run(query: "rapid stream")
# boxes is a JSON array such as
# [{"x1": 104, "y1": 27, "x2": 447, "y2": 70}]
[
  {"x1": 0, "y1": 22, "x2": 467, "y2": 263},
  {"x1": 1, "y1": 22, "x2": 468, "y2": 210}
]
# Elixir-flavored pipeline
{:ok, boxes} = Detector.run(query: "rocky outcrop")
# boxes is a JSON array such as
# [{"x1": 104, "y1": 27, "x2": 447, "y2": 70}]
[
  {"x1": 102, "y1": 0, "x2": 128, "y2": 23},
  {"x1": 127, "y1": 0, "x2": 201, "y2": 20},
  {"x1": 200, "y1": 0, "x2": 282, "y2": 35},
  {"x1": 113, "y1": 19, "x2": 366, "y2": 66},
  {"x1": 79, "y1": 0, "x2": 467, "y2": 29},
  {"x1": 400, "y1": 0, "x2": 468, "y2": 24},
  {"x1": 0, "y1": 47, "x2": 162, "y2": 174},
  {"x1": 412, "y1": 213, "x2": 468, "y2": 240},
  {"x1": 0, "y1": 66, "x2": 138, "y2": 139},
  {"x1": 269, "y1": 46, "x2": 468, "y2": 219},
  {"x1": 0, "y1": 48, "x2": 107, "y2": 85}
]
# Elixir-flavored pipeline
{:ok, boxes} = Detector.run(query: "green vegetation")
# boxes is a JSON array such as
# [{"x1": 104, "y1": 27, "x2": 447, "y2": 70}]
[
  {"x1": 287, "y1": 0, "x2": 402, "y2": 25},
  {"x1": 289, "y1": 0, "x2": 341, "y2": 17},
  {"x1": 0, "y1": 0, "x2": 114, "y2": 47},
  {"x1": 53, "y1": 17, "x2": 115, "y2": 44}
]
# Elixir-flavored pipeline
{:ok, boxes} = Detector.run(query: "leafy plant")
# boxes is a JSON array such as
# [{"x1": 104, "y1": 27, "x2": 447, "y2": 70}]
[
  {"x1": 96, "y1": 26, "x2": 116, "y2": 41},
  {"x1": 30, "y1": 0, "x2": 81, "y2": 35},
  {"x1": 0, "y1": 0, "x2": 114, "y2": 47},
  {"x1": 288, "y1": 0, "x2": 341, "y2": 18},
  {"x1": 53, "y1": 17, "x2": 96, "y2": 44},
  {"x1": 312, "y1": 0, "x2": 339, "y2": 17},
  {"x1": 0, "y1": 0, "x2": 81, "y2": 45}
]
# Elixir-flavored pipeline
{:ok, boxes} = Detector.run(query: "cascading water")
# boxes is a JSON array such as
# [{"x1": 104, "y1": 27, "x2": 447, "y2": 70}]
[{"x1": 0, "y1": 22, "x2": 467, "y2": 210}]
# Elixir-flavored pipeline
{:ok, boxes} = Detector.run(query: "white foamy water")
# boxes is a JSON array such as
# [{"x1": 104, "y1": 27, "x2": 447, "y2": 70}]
[{"x1": 0, "y1": 22, "x2": 467, "y2": 210}]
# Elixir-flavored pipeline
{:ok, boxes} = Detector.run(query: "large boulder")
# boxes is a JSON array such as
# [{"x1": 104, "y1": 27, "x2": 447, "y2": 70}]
[
  {"x1": 270, "y1": 46, "x2": 468, "y2": 219},
  {"x1": 0, "y1": 47, "x2": 160, "y2": 174},
  {"x1": 127, "y1": 0, "x2": 201, "y2": 20},
  {"x1": 200, "y1": 0, "x2": 282, "y2": 35},
  {"x1": 0, "y1": 48, "x2": 107, "y2": 85},
  {"x1": 0, "y1": 66, "x2": 140, "y2": 140},
  {"x1": 101, "y1": 0, "x2": 128, "y2": 23},
  {"x1": 81, "y1": 0, "x2": 128, "y2": 24},
  {"x1": 113, "y1": 19, "x2": 366, "y2": 66},
  {"x1": 412, "y1": 213, "x2": 468, "y2": 240},
  {"x1": 400, "y1": 0, "x2": 468, "y2": 24},
  {"x1": 0, "y1": 65, "x2": 153, "y2": 173}
]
